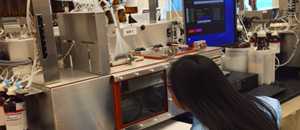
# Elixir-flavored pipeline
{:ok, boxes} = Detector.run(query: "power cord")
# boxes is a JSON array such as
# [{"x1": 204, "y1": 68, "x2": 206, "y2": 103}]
[{"x1": 276, "y1": 31, "x2": 300, "y2": 67}]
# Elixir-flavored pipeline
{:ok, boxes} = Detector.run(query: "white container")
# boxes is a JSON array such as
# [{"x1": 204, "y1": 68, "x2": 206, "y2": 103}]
[
  {"x1": 248, "y1": 49, "x2": 276, "y2": 85},
  {"x1": 270, "y1": 41, "x2": 281, "y2": 54},
  {"x1": 0, "y1": 38, "x2": 36, "y2": 75},
  {"x1": 222, "y1": 48, "x2": 250, "y2": 72}
]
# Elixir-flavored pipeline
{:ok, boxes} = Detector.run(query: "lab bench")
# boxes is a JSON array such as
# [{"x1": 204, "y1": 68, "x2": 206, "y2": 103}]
[
  {"x1": 25, "y1": 48, "x2": 300, "y2": 130},
  {"x1": 275, "y1": 79, "x2": 300, "y2": 130},
  {"x1": 158, "y1": 72, "x2": 300, "y2": 130}
]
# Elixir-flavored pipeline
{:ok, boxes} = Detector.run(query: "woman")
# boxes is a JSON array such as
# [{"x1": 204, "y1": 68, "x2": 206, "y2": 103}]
[{"x1": 169, "y1": 55, "x2": 281, "y2": 130}]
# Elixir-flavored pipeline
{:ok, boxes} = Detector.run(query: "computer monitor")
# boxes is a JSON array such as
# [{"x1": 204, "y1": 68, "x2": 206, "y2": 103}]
[
  {"x1": 244, "y1": 0, "x2": 279, "y2": 11},
  {"x1": 183, "y1": 0, "x2": 236, "y2": 46}
]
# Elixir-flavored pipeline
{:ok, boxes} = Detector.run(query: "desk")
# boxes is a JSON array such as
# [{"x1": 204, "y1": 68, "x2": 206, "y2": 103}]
[
  {"x1": 145, "y1": 120, "x2": 192, "y2": 130},
  {"x1": 281, "y1": 96, "x2": 300, "y2": 130}
]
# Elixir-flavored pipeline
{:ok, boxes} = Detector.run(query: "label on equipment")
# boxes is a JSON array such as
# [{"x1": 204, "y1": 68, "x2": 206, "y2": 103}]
[
  {"x1": 5, "y1": 102, "x2": 27, "y2": 130},
  {"x1": 123, "y1": 27, "x2": 137, "y2": 36}
]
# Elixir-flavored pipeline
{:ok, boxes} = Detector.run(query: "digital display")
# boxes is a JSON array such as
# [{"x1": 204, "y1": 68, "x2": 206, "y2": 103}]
[
  {"x1": 184, "y1": 0, "x2": 236, "y2": 46},
  {"x1": 185, "y1": 0, "x2": 225, "y2": 35},
  {"x1": 244, "y1": 0, "x2": 279, "y2": 11}
]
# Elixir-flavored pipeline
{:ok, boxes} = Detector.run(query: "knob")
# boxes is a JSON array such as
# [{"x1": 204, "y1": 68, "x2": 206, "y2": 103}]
[
  {"x1": 139, "y1": 124, "x2": 144, "y2": 128},
  {"x1": 135, "y1": 73, "x2": 140, "y2": 76},
  {"x1": 164, "y1": 65, "x2": 169, "y2": 69},
  {"x1": 118, "y1": 77, "x2": 124, "y2": 80}
]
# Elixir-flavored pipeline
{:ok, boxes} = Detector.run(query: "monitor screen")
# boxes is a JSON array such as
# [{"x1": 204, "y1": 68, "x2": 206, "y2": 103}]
[
  {"x1": 244, "y1": 0, "x2": 279, "y2": 11},
  {"x1": 184, "y1": 0, "x2": 236, "y2": 46}
]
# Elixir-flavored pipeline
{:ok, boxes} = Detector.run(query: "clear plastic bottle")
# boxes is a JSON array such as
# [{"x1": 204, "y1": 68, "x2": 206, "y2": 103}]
[{"x1": 269, "y1": 32, "x2": 281, "y2": 54}]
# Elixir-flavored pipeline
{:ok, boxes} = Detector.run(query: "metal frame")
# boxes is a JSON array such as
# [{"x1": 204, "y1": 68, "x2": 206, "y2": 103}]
[
  {"x1": 149, "y1": 0, "x2": 158, "y2": 23},
  {"x1": 56, "y1": 12, "x2": 111, "y2": 75},
  {"x1": 113, "y1": 70, "x2": 169, "y2": 130},
  {"x1": 27, "y1": 71, "x2": 115, "y2": 130},
  {"x1": 31, "y1": 0, "x2": 60, "y2": 83}
]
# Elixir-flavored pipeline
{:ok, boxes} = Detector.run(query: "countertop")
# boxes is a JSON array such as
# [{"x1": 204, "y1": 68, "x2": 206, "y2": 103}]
[
  {"x1": 144, "y1": 120, "x2": 192, "y2": 130},
  {"x1": 110, "y1": 47, "x2": 222, "y2": 74},
  {"x1": 274, "y1": 79, "x2": 300, "y2": 103}
]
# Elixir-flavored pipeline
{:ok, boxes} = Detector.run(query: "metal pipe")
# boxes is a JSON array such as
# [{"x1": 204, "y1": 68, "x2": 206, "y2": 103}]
[{"x1": 149, "y1": 0, "x2": 158, "y2": 23}]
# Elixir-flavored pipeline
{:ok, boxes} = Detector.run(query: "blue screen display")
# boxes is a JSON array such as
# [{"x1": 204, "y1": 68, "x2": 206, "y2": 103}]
[
  {"x1": 184, "y1": 0, "x2": 236, "y2": 46},
  {"x1": 244, "y1": 0, "x2": 276, "y2": 11}
]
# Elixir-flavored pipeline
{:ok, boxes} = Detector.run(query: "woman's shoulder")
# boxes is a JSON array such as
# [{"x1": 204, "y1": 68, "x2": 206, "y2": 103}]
[
  {"x1": 256, "y1": 96, "x2": 280, "y2": 105},
  {"x1": 256, "y1": 96, "x2": 281, "y2": 113},
  {"x1": 191, "y1": 117, "x2": 209, "y2": 130},
  {"x1": 256, "y1": 96, "x2": 282, "y2": 126}
]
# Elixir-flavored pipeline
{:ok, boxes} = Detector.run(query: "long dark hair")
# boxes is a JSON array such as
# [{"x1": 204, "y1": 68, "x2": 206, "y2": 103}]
[{"x1": 169, "y1": 55, "x2": 278, "y2": 130}]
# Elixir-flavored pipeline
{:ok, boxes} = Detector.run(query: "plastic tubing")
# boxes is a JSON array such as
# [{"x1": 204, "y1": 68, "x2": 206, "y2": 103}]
[{"x1": 0, "y1": 59, "x2": 32, "y2": 66}]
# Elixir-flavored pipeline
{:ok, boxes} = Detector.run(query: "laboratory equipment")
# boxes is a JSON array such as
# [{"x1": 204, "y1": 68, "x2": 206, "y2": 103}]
[
  {"x1": 227, "y1": 72, "x2": 259, "y2": 93},
  {"x1": 0, "y1": 0, "x2": 28, "y2": 17},
  {"x1": 51, "y1": 0, "x2": 75, "y2": 13},
  {"x1": 100, "y1": 0, "x2": 115, "y2": 24},
  {"x1": 56, "y1": 12, "x2": 110, "y2": 75},
  {"x1": 256, "y1": 31, "x2": 269, "y2": 50},
  {"x1": 223, "y1": 48, "x2": 250, "y2": 72},
  {"x1": 244, "y1": 0, "x2": 279, "y2": 11},
  {"x1": 26, "y1": 72, "x2": 115, "y2": 130},
  {"x1": 268, "y1": 32, "x2": 281, "y2": 54},
  {"x1": 125, "y1": 0, "x2": 138, "y2": 24},
  {"x1": 117, "y1": 5, "x2": 127, "y2": 23},
  {"x1": 0, "y1": 18, "x2": 36, "y2": 75},
  {"x1": 167, "y1": 21, "x2": 184, "y2": 45},
  {"x1": 248, "y1": 49, "x2": 276, "y2": 85},
  {"x1": 4, "y1": 92, "x2": 28, "y2": 130},
  {"x1": 112, "y1": 66, "x2": 169, "y2": 130},
  {"x1": 149, "y1": 0, "x2": 159, "y2": 23},
  {"x1": 183, "y1": 0, "x2": 236, "y2": 46}
]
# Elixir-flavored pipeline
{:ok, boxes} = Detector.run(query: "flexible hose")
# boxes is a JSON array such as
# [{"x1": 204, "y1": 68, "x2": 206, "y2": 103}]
[
  {"x1": 238, "y1": 15, "x2": 250, "y2": 42},
  {"x1": 0, "y1": 59, "x2": 32, "y2": 66},
  {"x1": 26, "y1": 0, "x2": 33, "y2": 33},
  {"x1": 0, "y1": 29, "x2": 4, "y2": 36},
  {"x1": 276, "y1": 31, "x2": 300, "y2": 67}
]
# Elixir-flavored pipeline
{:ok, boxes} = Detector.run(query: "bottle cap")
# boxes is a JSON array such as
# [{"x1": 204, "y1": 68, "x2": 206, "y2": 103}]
[
  {"x1": 6, "y1": 86, "x2": 17, "y2": 96},
  {"x1": 257, "y1": 31, "x2": 267, "y2": 38},
  {"x1": 125, "y1": 0, "x2": 138, "y2": 7},
  {"x1": 272, "y1": 31, "x2": 279, "y2": 36},
  {"x1": 0, "y1": 84, "x2": 5, "y2": 92}
]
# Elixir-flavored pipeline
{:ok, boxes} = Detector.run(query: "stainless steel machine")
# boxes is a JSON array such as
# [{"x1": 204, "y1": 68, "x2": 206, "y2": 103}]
[
  {"x1": 22, "y1": 1, "x2": 183, "y2": 130},
  {"x1": 27, "y1": 70, "x2": 115, "y2": 130},
  {"x1": 56, "y1": 12, "x2": 110, "y2": 75},
  {"x1": 1, "y1": 1, "x2": 225, "y2": 130},
  {"x1": 112, "y1": 62, "x2": 173, "y2": 130}
]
